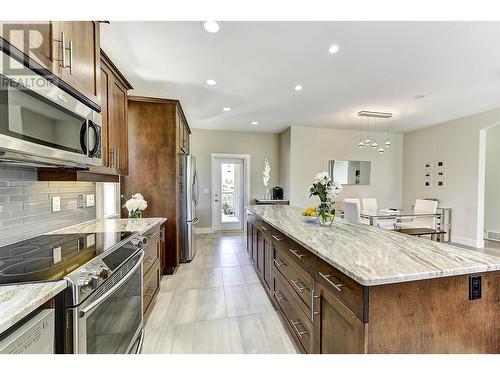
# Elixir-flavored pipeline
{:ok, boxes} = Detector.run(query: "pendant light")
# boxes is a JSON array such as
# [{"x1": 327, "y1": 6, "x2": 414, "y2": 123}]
[
  {"x1": 358, "y1": 116, "x2": 364, "y2": 148},
  {"x1": 357, "y1": 111, "x2": 393, "y2": 153},
  {"x1": 371, "y1": 118, "x2": 378, "y2": 149}
]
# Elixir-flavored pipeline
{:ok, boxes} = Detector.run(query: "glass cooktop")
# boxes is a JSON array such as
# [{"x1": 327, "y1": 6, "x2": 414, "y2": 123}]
[{"x1": 0, "y1": 231, "x2": 133, "y2": 285}]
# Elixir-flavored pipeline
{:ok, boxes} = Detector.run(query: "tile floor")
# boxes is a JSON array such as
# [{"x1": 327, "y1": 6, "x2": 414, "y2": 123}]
[{"x1": 142, "y1": 232, "x2": 297, "y2": 354}]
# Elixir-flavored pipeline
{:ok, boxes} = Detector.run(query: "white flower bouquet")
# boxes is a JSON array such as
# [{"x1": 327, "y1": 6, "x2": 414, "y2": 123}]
[
  {"x1": 123, "y1": 193, "x2": 148, "y2": 219},
  {"x1": 308, "y1": 172, "x2": 342, "y2": 225}
]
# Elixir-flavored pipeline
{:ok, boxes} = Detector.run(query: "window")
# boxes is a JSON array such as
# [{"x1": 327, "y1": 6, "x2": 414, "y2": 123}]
[{"x1": 97, "y1": 182, "x2": 120, "y2": 219}]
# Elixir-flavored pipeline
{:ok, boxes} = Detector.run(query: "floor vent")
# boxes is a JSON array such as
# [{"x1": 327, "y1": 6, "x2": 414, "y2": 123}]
[{"x1": 486, "y1": 231, "x2": 500, "y2": 242}]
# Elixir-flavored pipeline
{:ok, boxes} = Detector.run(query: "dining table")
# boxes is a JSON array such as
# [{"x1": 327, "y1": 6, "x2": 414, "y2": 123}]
[{"x1": 360, "y1": 209, "x2": 440, "y2": 227}]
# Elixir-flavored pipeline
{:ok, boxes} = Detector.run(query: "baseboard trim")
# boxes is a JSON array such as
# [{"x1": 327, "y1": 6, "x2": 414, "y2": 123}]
[
  {"x1": 194, "y1": 227, "x2": 213, "y2": 234},
  {"x1": 451, "y1": 235, "x2": 484, "y2": 248}
]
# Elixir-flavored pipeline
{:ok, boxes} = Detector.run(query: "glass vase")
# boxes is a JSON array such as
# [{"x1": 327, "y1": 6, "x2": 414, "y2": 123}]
[
  {"x1": 129, "y1": 210, "x2": 142, "y2": 219},
  {"x1": 317, "y1": 201, "x2": 334, "y2": 226}
]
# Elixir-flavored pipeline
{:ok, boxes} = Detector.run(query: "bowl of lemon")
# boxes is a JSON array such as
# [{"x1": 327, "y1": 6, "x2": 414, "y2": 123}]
[{"x1": 300, "y1": 206, "x2": 318, "y2": 223}]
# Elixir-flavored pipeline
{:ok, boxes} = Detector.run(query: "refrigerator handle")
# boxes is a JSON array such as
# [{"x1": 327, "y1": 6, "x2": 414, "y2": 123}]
[{"x1": 193, "y1": 168, "x2": 200, "y2": 207}]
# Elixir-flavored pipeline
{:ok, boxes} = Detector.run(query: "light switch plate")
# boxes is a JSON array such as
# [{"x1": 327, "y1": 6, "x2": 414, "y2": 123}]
[
  {"x1": 52, "y1": 196, "x2": 61, "y2": 212},
  {"x1": 86, "y1": 194, "x2": 95, "y2": 207},
  {"x1": 202, "y1": 188, "x2": 209, "y2": 194},
  {"x1": 53, "y1": 247, "x2": 62, "y2": 263}
]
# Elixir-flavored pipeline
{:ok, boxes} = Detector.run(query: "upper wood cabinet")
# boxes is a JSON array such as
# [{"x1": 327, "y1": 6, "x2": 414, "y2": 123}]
[
  {"x1": 176, "y1": 107, "x2": 191, "y2": 154},
  {"x1": 0, "y1": 21, "x2": 101, "y2": 108},
  {"x1": 91, "y1": 50, "x2": 132, "y2": 176},
  {"x1": 0, "y1": 21, "x2": 54, "y2": 71}
]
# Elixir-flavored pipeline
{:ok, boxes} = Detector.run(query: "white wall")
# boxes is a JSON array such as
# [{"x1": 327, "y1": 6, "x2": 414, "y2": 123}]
[
  {"x1": 483, "y1": 124, "x2": 500, "y2": 235},
  {"x1": 288, "y1": 126, "x2": 403, "y2": 209},
  {"x1": 191, "y1": 129, "x2": 280, "y2": 229},
  {"x1": 402, "y1": 107, "x2": 500, "y2": 247}
]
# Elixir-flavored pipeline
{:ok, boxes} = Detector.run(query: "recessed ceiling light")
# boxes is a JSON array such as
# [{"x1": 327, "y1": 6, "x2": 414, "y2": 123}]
[
  {"x1": 328, "y1": 44, "x2": 340, "y2": 54},
  {"x1": 294, "y1": 85, "x2": 303, "y2": 91},
  {"x1": 251, "y1": 121, "x2": 259, "y2": 125},
  {"x1": 206, "y1": 79, "x2": 217, "y2": 86},
  {"x1": 222, "y1": 107, "x2": 231, "y2": 112},
  {"x1": 202, "y1": 21, "x2": 220, "y2": 33}
]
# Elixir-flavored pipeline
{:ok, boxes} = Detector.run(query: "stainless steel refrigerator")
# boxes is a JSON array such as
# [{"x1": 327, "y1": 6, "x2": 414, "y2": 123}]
[{"x1": 180, "y1": 154, "x2": 200, "y2": 262}]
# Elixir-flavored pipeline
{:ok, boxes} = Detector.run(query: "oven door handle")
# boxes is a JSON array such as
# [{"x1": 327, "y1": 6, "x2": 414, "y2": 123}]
[{"x1": 79, "y1": 251, "x2": 144, "y2": 318}]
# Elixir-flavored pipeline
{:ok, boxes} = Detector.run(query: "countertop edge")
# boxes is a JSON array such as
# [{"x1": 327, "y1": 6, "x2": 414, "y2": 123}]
[
  {"x1": 0, "y1": 280, "x2": 67, "y2": 336},
  {"x1": 247, "y1": 206, "x2": 500, "y2": 286}
]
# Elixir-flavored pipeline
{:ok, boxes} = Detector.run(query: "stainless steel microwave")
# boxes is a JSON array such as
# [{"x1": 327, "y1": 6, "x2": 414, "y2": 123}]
[{"x1": 0, "y1": 50, "x2": 102, "y2": 167}]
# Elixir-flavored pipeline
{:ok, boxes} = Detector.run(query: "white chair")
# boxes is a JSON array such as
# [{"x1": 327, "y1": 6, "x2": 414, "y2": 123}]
[
  {"x1": 397, "y1": 199, "x2": 438, "y2": 229},
  {"x1": 344, "y1": 198, "x2": 361, "y2": 211},
  {"x1": 342, "y1": 201, "x2": 360, "y2": 224},
  {"x1": 361, "y1": 198, "x2": 377, "y2": 212}
]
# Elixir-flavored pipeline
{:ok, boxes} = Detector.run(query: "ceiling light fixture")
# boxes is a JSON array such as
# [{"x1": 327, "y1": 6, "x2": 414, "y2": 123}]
[
  {"x1": 222, "y1": 107, "x2": 231, "y2": 112},
  {"x1": 357, "y1": 111, "x2": 393, "y2": 154},
  {"x1": 202, "y1": 21, "x2": 220, "y2": 33},
  {"x1": 294, "y1": 85, "x2": 303, "y2": 91},
  {"x1": 414, "y1": 94, "x2": 427, "y2": 100},
  {"x1": 206, "y1": 79, "x2": 217, "y2": 86},
  {"x1": 328, "y1": 44, "x2": 340, "y2": 54},
  {"x1": 251, "y1": 121, "x2": 259, "y2": 125}
]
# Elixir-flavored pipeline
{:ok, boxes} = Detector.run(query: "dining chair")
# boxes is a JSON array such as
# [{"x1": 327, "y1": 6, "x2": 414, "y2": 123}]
[
  {"x1": 342, "y1": 201, "x2": 360, "y2": 224},
  {"x1": 343, "y1": 198, "x2": 361, "y2": 211},
  {"x1": 361, "y1": 198, "x2": 377, "y2": 212},
  {"x1": 397, "y1": 199, "x2": 438, "y2": 229}
]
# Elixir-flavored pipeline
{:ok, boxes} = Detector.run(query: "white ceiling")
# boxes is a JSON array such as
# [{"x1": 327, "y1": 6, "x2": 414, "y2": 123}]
[{"x1": 101, "y1": 21, "x2": 500, "y2": 134}]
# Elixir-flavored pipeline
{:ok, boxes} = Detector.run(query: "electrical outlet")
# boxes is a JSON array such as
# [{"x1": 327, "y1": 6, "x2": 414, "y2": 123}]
[
  {"x1": 469, "y1": 275, "x2": 482, "y2": 300},
  {"x1": 86, "y1": 194, "x2": 95, "y2": 207},
  {"x1": 52, "y1": 196, "x2": 61, "y2": 212},
  {"x1": 87, "y1": 234, "x2": 96, "y2": 247}
]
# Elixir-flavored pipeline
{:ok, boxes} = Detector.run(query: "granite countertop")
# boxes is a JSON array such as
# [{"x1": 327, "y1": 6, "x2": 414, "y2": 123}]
[
  {"x1": 51, "y1": 217, "x2": 167, "y2": 235},
  {"x1": 0, "y1": 281, "x2": 67, "y2": 336},
  {"x1": 0, "y1": 218, "x2": 166, "y2": 336},
  {"x1": 247, "y1": 205, "x2": 500, "y2": 286}
]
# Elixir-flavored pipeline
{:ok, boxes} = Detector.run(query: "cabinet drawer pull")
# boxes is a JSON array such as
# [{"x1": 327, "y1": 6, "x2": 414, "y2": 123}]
[
  {"x1": 311, "y1": 291, "x2": 320, "y2": 320},
  {"x1": 290, "y1": 278, "x2": 307, "y2": 293},
  {"x1": 261, "y1": 226, "x2": 268, "y2": 231},
  {"x1": 144, "y1": 256, "x2": 158, "y2": 265},
  {"x1": 290, "y1": 320, "x2": 308, "y2": 339},
  {"x1": 144, "y1": 286, "x2": 157, "y2": 297},
  {"x1": 272, "y1": 235, "x2": 284, "y2": 242},
  {"x1": 289, "y1": 248, "x2": 305, "y2": 259},
  {"x1": 273, "y1": 290, "x2": 286, "y2": 302},
  {"x1": 68, "y1": 40, "x2": 74, "y2": 74},
  {"x1": 318, "y1": 271, "x2": 344, "y2": 292},
  {"x1": 272, "y1": 258, "x2": 285, "y2": 268}
]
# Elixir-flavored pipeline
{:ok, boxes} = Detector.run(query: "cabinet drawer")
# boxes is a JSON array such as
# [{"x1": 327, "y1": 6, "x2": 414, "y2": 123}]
[
  {"x1": 273, "y1": 245, "x2": 314, "y2": 312},
  {"x1": 272, "y1": 271, "x2": 314, "y2": 353},
  {"x1": 143, "y1": 258, "x2": 161, "y2": 313},
  {"x1": 315, "y1": 257, "x2": 365, "y2": 321},
  {"x1": 271, "y1": 234, "x2": 315, "y2": 272},
  {"x1": 143, "y1": 231, "x2": 160, "y2": 275}
]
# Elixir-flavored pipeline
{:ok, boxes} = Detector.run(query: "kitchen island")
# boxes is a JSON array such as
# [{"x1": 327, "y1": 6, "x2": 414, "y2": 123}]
[{"x1": 246, "y1": 205, "x2": 500, "y2": 353}]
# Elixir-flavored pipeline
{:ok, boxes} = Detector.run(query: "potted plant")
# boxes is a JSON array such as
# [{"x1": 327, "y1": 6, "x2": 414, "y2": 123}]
[{"x1": 308, "y1": 172, "x2": 343, "y2": 226}]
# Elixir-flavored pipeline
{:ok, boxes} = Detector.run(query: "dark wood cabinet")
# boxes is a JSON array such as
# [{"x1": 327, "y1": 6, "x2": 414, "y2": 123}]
[
  {"x1": 91, "y1": 50, "x2": 132, "y2": 176},
  {"x1": 51, "y1": 21, "x2": 100, "y2": 105},
  {"x1": 263, "y1": 237, "x2": 272, "y2": 289},
  {"x1": 256, "y1": 229, "x2": 265, "y2": 275},
  {"x1": 314, "y1": 283, "x2": 367, "y2": 354},
  {"x1": 0, "y1": 21, "x2": 54, "y2": 71},
  {"x1": 122, "y1": 96, "x2": 191, "y2": 274},
  {"x1": 0, "y1": 21, "x2": 101, "y2": 109},
  {"x1": 142, "y1": 224, "x2": 162, "y2": 320}
]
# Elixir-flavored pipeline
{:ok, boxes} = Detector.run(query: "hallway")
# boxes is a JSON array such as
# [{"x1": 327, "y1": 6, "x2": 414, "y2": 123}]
[{"x1": 141, "y1": 232, "x2": 297, "y2": 354}]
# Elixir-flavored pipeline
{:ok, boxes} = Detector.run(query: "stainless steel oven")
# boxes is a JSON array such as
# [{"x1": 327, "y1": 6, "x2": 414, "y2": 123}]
[
  {"x1": 65, "y1": 246, "x2": 145, "y2": 354},
  {"x1": 0, "y1": 49, "x2": 102, "y2": 167}
]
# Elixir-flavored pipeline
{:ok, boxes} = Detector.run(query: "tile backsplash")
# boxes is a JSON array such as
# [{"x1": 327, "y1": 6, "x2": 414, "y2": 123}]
[{"x1": 0, "y1": 164, "x2": 96, "y2": 246}]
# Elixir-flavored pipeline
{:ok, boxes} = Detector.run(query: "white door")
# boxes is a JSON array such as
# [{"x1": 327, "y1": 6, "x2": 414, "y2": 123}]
[{"x1": 212, "y1": 157, "x2": 245, "y2": 231}]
